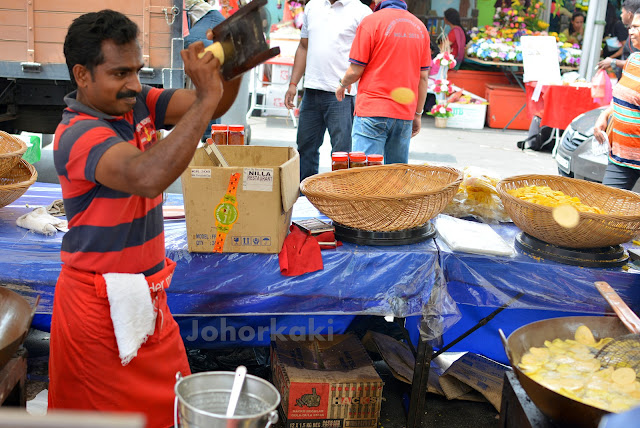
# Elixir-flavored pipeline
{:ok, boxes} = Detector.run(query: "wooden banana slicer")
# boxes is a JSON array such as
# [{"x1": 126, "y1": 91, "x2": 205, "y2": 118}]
[{"x1": 198, "y1": 0, "x2": 280, "y2": 81}]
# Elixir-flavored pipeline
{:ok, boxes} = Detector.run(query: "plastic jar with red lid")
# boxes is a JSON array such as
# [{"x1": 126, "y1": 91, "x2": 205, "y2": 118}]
[
  {"x1": 228, "y1": 125, "x2": 245, "y2": 145},
  {"x1": 348, "y1": 151, "x2": 367, "y2": 168},
  {"x1": 367, "y1": 154, "x2": 383, "y2": 166},
  {"x1": 331, "y1": 152, "x2": 349, "y2": 171},
  {"x1": 211, "y1": 124, "x2": 228, "y2": 145}
]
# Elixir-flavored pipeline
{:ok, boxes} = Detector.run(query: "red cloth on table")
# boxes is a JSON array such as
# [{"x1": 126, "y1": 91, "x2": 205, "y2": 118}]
[
  {"x1": 48, "y1": 258, "x2": 190, "y2": 428},
  {"x1": 525, "y1": 83, "x2": 610, "y2": 130},
  {"x1": 279, "y1": 225, "x2": 342, "y2": 276}
]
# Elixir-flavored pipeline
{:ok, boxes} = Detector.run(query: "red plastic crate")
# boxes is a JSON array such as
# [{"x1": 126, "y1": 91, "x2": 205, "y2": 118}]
[
  {"x1": 447, "y1": 70, "x2": 511, "y2": 98},
  {"x1": 485, "y1": 84, "x2": 531, "y2": 131}
]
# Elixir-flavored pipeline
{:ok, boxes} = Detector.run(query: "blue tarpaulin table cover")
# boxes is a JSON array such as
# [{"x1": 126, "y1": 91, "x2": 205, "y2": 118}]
[
  {"x1": 2, "y1": 183, "x2": 639, "y2": 356},
  {"x1": 0, "y1": 184, "x2": 441, "y2": 347}
]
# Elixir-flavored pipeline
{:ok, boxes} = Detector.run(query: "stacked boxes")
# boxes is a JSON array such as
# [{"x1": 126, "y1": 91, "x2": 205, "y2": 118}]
[{"x1": 271, "y1": 334, "x2": 384, "y2": 428}]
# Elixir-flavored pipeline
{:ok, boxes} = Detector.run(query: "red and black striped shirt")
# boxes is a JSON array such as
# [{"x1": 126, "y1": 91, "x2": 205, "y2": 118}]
[{"x1": 54, "y1": 85, "x2": 176, "y2": 276}]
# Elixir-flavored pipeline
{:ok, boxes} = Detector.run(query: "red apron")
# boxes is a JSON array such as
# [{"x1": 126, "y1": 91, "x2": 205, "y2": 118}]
[{"x1": 48, "y1": 258, "x2": 191, "y2": 428}]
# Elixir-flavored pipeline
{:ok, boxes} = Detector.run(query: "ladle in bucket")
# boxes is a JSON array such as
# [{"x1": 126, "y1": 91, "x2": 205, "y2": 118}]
[
  {"x1": 226, "y1": 365, "x2": 247, "y2": 417},
  {"x1": 174, "y1": 369, "x2": 280, "y2": 428}
]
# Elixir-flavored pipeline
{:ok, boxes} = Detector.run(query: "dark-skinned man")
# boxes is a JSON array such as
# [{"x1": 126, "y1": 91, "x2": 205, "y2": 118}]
[{"x1": 48, "y1": 9, "x2": 240, "y2": 427}]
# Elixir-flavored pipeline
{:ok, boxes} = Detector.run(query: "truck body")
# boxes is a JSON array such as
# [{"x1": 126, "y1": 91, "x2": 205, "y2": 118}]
[{"x1": 0, "y1": 0, "x2": 185, "y2": 134}]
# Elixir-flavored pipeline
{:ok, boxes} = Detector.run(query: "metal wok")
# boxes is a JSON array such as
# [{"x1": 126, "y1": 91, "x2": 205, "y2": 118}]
[
  {"x1": 0, "y1": 287, "x2": 39, "y2": 368},
  {"x1": 502, "y1": 316, "x2": 630, "y2": 428}
]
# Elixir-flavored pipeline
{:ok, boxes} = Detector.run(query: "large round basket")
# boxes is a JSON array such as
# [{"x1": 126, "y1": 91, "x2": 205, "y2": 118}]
[
  {"x1": 0, "y1": 131, "x2": 28, "y2": 178},
  {"x1": 0, "y1": 159, "x2": 38, "y2": 209},
  {"x1": 300, "y1": 164, "x2": 463, "y2": 232},
  {"x1": 496, "y1": 174, "x2": 640, "y2": 248}
]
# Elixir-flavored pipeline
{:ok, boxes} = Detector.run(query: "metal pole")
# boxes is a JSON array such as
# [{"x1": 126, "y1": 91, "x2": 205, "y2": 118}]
[
  {"x1": 542, "y1": 0, "x2": 552, "y2": 25},
  {"x1": 579, "y1": 0, "x2": 607, "y2": 80},
  {"x1": 579, "y1": 0, "x2": 597, "y2": 78},
  {"x1": 586, "y1": 0, "x2": 608, "y2": 82}
]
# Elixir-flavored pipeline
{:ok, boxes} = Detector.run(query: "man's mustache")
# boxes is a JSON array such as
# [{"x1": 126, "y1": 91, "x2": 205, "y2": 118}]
[{"x1": 116, "y1": 90, "x2": 139, "y2": 99}]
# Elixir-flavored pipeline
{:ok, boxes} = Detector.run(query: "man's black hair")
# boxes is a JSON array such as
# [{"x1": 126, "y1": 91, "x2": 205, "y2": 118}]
[
  {"x1": 623, "y1": 0, "x2": 640, "y2": 15},
  {"x1": 64, "y1": 9, "x2": 139, "y2": 87}
]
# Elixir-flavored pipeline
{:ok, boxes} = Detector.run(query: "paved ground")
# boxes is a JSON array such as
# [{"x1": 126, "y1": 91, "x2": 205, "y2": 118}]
[
  {"x1": 21, "y1": 114, "x2": 560, "y2": 426},
  {"x1": 249, "y1": 113, "x2": 557, "y2": 179}
]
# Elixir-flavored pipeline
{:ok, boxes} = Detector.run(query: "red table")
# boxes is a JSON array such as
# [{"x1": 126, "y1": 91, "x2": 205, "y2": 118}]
[{"x1": 525, "y1": 83, "x2": 609, "y2": 130}]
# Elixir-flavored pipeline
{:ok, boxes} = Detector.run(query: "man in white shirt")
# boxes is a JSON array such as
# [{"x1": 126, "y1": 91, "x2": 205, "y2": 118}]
[{"x1": 284, "y1": 0, "x2": 371, "y2": 181}]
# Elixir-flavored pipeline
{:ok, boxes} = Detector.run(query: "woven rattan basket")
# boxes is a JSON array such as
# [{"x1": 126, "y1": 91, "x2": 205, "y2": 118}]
[
  {"x1": 497, "y1": 174, "x2": 640, "y2": 248},
  {"x1": 0, "y1": 131, "x2": 27, "y2": 178},
  {"x1": 300, "y1": 164, "x2": 463, "y2": 232},
  {"x1": 0, "y1": 159, "x2": 37, "y2": 209}
]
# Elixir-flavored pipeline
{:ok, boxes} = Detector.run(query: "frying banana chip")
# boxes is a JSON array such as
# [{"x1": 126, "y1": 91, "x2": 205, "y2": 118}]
[
  {"x1": 575, "y1": 325, "x2": 597, "y2": 346},
  {"x1": 518, "y1": 325, "x2": 640, "y2": 413}
]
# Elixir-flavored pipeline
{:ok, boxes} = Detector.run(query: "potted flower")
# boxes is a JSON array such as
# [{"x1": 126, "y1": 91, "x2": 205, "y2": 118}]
[{"x1": 428, "y1": 103, "x2": 454, "y2": 128}]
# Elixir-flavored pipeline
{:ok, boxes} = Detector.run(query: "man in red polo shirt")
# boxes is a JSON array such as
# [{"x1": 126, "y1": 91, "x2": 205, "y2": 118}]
[
  {"x1": 335, "y1": 0, "x2": 430, "y2": 164},
  {"x1": 48, "y1": 9, "x2": 240, "y2": 427}
]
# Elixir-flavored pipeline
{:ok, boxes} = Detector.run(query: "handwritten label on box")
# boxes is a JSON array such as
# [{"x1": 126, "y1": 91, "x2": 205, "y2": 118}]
[{"x1": 191, "y1": 168, "x2": 212, "y2": 179}]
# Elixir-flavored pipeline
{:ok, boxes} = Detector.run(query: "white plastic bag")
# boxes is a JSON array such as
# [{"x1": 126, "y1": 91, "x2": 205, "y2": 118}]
[
  {"x1": 435, "y1": 215, "x2": 515, "y2": 257},
  {"x1": 592, "y1": 132, "x2": 610, "y2": 156}
]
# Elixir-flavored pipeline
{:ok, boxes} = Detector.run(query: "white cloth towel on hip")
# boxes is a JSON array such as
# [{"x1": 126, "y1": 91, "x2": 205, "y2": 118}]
[
  {"x1": 102, "y1": 273, "x2": 157, "y2": 366},
  {"x1": 16, "y1": 206, "x2": 68, "y2": 235}
]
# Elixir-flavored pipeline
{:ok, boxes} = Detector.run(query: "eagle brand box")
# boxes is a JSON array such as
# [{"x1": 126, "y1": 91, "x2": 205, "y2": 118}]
[
  {"x1": 181, "y1": 145, "x2": 299, "y2": 253},
  {"x1": 270, "y1": 334, "x2": 384, "y2": 428}
]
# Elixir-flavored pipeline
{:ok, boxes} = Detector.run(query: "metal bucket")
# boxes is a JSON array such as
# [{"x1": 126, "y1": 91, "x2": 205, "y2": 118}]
[{"x1": 174, "y1": 371, "x2": 280, "y2": 428}]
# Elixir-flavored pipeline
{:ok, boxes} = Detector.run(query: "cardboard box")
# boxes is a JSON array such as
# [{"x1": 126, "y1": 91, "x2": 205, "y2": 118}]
[
  {"x1": 485, "y1": 84, "x2": 532, "y2": 130},
  {"x1": 181, "y1": 145, "x2": 299, "y2": 253},
  {"x1": 270, "y1": 36, "x2": 300, "y2": 60},
  {"x1": 271, "y1": 334, "x2": 384, "y2": 428},
  {"x1": 264, "y1": 85, "x2": 289, "y2": 117},
  {"x1": 447, "y1": 103, "x2": 487, "y2": 130},
  {"x1": 269, "y1": 58, "x2": 294, "y2": 85}
]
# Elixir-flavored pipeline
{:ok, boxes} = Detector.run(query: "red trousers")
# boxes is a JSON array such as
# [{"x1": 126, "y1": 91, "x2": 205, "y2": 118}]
[{"x1": 48, "y1": 258, "x2": 191, "y2": 427}]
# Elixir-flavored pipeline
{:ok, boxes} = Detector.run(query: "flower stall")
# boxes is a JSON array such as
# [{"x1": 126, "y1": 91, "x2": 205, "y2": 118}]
[{"x1": 465, "y1": 0, "x2": 582, "y2": 69}]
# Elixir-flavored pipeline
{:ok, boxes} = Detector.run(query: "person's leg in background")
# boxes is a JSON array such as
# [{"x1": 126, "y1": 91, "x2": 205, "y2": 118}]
[
  {"x1": 519, "y1": 115, "x2": 542, "y2": 149},
  {"x1": 184, "y1": 10, "x2": 226, "y2": 141},
  {"x1": 383, "y1": 118, "x2": 413, "y2": 164},
  {"x1": 351, "y1": 116, "x2": 388, "y2": 158},
  {"x1": 184, "y1": 10, "x2": 225, "y2": 48},
  {"x1": 297, "y1": 89, "x2": 328, "y2": 181},
  {"x1": 325, "y1": 93, "x2": 354, "y2": 156},
  {"x1": 602, "y1": 161, "x2": 640, "y2": 190}
]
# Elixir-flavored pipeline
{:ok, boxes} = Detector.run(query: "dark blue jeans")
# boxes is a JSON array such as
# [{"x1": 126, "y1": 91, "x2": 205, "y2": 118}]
[
  {"x1": 184, "y1": 10, "x2": 225, "y2": 48},
  {"x1": 351, "y1": 116, "x2": 413, "y2": 164},
  {"x1": 185, "y1": 11, "x2": 226, "y2": 141},
  {"x1": 297, "y1": 89, "x2": 355, "y2": 181},
  {"x1": 602, "y1": 160, "x2": 640, "y2": 190}
]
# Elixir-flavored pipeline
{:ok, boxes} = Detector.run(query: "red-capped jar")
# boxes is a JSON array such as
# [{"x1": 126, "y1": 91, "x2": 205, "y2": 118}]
[
  {"x1": 331, "y1": 152, "x2": 349, "y2": 171},
  {"x1": 348, "y1": 151, "x2": 367, "y2": 168},
  {"x1": 367, "y1": 154, "x2": 383, "y2": 166},
  {"x1": 228, "y1": 125, "x2": 245, "y2": 145},
  {"x1": 211, "y1": 124, "x2": 228, "y2": 145}
]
